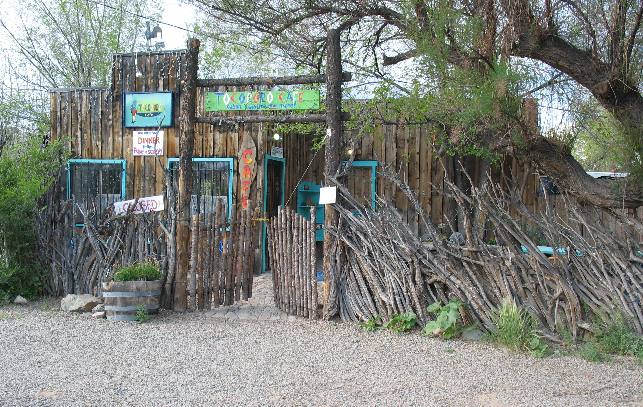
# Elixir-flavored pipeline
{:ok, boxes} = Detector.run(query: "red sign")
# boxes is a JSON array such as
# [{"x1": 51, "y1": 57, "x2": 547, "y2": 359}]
[{"x1": 238, "y1": 134, "x2": 257, "y2": 209}]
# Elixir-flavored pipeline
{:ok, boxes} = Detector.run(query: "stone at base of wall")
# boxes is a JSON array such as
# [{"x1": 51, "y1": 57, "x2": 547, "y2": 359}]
[{"x1": 61, "y1": 294, "x2": 102, "y2": 312}]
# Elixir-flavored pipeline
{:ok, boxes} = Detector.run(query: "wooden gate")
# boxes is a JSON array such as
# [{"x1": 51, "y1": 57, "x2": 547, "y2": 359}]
[
  {"x1": 268, "y1": 206, "x2": 319, "y2": 319},
  {"x1": 185, "y1": 200, "x2": 258, "y2": 310}
]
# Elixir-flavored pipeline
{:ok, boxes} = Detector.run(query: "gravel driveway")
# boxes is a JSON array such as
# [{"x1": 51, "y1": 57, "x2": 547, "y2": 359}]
[{"x1": 1, "y1": 299, "x2": 641, "y2": 407}]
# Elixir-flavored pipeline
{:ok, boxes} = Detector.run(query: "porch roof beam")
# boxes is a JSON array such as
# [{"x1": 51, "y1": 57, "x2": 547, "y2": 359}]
[
  {"x1": 196, "y1": 112, "x2": 350, "y2": 125},
  {"x1": 197, "y1": 72, "x2": 352, "y2": 87}
]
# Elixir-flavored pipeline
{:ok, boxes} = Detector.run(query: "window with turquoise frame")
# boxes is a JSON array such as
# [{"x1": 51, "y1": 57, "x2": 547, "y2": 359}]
[
  {"x1": 343, "y1": 160, "x2": 377, "y2": 210},
  {"x1": 66, "y1": 159, "x2": 126, "y2": 225},
  {"x1": 167, "y1": 158, "x2": 234, "y2": 220}
]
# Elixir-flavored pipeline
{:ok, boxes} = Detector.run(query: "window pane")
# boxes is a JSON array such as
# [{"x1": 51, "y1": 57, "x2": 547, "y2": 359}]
[
  {"x1": 169, "y1": 160, "x2": 230, "y2": 216},
  {"x1": 69, "y1": 162, "x2": 123, "y2": 224}
]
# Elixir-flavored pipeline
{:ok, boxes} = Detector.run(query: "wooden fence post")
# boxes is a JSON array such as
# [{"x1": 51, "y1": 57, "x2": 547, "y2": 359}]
[
  {"x1": 323, "y1": 28, "x2": 343, "y2": 318},
  {"x1": 173, "y1": 38, "x2": 200, "y2": 311}
]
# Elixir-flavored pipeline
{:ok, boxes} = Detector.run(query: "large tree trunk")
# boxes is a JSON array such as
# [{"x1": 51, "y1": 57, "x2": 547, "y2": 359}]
[{"x1": 519, "y1": 136, "x2": 642, "y2": 209}]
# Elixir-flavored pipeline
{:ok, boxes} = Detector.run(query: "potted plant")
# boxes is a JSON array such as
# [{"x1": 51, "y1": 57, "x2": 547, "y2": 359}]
[{"x1": 102, "y1": 262, "x2": 162, "y2": 321}]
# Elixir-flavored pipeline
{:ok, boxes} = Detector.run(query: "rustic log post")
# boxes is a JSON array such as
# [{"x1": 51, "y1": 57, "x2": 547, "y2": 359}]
[
  {"x1": 188, "y1": 213, "x2": 200, "y2": 310},
  {"x1": 310, "y1": 206, "x2": 318, "y2": 319},
  {"x1": 212, "y1": 199, "x2": 223, "y2": 307},
  {"x1": 323, "y1": 28, "x2": 343, "y2": 318},
  {"x1": 173, "y1": 38, "x2": 200, "y2": 311}
]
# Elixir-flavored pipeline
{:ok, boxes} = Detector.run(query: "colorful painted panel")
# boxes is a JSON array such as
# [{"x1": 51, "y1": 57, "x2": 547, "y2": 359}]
[
  {"x1": 123, "y1": 92, "x2": 173, "y2": 128},
  {"x1": 205, "y1": 90, "x2": 320, "y2": 111}
]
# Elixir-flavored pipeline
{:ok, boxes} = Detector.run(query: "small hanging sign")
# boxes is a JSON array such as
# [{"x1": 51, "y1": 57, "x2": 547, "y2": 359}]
[
  {"x1": 113, "y1": 195, "x2": 165, "y2": 216},
  {"x1": 270, "y1": 146, "x2": 284, "y2": 158},
  {"x1": 205, "y1": 89, "x2": 320, "y2": 111},
  {"x1": 318, "y1": 187, "x2": 337, "y2": 205},
  {"x1": 133, "y1": 130, "x2": 164, "y2": 156},
  {"x1": 238, "y1": 133, "x2": 257, "y2": 210},
  {"x1": 123, "y1": 92, "x2": 173, "y2": 128}
]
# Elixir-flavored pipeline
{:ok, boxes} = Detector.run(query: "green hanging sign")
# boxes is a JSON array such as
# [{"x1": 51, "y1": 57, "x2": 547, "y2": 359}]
[
  {"x1": 205, "y1": 90, "x2": 320, "y2": 112},
  {"x1": 123, "y1": 92, "x2": 173, "y2": 128}
]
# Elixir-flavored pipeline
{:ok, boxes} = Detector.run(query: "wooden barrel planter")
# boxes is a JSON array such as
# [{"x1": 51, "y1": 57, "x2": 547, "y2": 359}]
[{"x1": 102, "y1": 280, "x2": 162, "y2": 321}]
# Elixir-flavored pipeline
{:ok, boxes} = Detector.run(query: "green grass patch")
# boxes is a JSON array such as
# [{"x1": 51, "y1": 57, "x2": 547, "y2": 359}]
[
  {"x1": 579, "y1": 316, "x2": 643, "y2": 363},
  {"x1": 113, "y1": 263, "x2": 162, "y2": 282},
  {"x1": 490, "y1": 298, "x2": 549, "y2": 357}
]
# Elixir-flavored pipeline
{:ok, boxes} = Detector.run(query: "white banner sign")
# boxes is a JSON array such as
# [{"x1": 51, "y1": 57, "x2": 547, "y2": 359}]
[
  {"x1": 318, "y1": 187, "x2": 337, "y2": 204},
  {"x1": 133, "y1": 130, "x2": 164, "y2": 156},
  {"x1": 113, "y1": 195, "x2": 165, "y2": 216}
]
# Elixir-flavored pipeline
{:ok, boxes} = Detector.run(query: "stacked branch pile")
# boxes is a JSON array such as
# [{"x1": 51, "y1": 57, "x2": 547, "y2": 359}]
[{"x1": 325, "y1": 169, "x2": 642, "y2": 340}]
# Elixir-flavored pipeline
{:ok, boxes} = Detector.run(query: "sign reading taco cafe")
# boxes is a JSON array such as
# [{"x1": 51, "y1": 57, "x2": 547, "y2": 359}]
[
  {"x1": 205, "y1": 89, "x2": 320, "y2": 111},
  {"x1": 133, "y1": 130, "x2": 164, "y2": 156}
]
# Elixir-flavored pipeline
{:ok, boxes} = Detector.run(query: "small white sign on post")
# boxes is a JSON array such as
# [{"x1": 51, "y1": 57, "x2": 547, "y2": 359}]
[
  {"x1": 318, "y1": 186, "x2": 337, "y2": 205},
  {"x1": 133, "y1": 130, "x2": 164, "y2": 156},
  {"x1": 113, "y1": 195, "x2": 165, "y2": 216},
  {"x1": 270, "y1": 146, "x2": 284, "y2": 158}
]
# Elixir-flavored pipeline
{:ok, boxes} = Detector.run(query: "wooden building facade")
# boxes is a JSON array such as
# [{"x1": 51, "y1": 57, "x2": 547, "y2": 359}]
[{"x1": 49, "y1": 48, "x2": 641, "y2": 278}]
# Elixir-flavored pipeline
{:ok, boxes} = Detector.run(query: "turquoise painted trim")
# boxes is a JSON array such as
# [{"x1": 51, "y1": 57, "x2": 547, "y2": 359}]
[
  {"x1": 346, "y1": 160, "x2": 378, "y2": 209},
  {"x1": 167, "y1": 157, "x2": 234, "y2": 220},
  {"x1": 261, "y1": 155, "x2": 286, "y2": 274},
  {"x1": 66, "y1": 159, "x2": 127, "y2": 226},
  {"x1": 519, "y1": 245, "x2": 584, "y2": 257}
]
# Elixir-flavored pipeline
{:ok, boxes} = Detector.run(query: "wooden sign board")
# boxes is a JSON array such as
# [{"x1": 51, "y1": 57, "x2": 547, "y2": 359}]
[
  {"x1": 205, "y1": 90, "x2": 320, "y2": 112},
  {"x1": 238, "y1": 133, "x2": 257, "y2": 209},
  {"x1": 133, "y1": 130, "x2": 164, "y2": 156},
  {"x1": 123, "y1": 92, "x2": 173, "y2": 128}
]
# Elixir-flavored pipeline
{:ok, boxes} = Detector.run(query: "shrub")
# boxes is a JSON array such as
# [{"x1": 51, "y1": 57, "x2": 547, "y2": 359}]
[
  {"x1": 422, "y1": 300, "x2": 463, "y2": 339},
  {"x1": 490, "y1": 298, "x2": 549, "y2": 357},
  {"x1": 0, "y1": 138, "x2": 65, "y2": 301},
  {"x1": 384, "y1": 312, "x2": 417, "y2": 333},
  {"x1": 594, "y1": 317, "x2": 643, "y2": 356},
  {"x1": 0, "y1": 264, "x2": 44, "y2": 303},
  {"x1": 113, "y1": 263, "x2": 162, "y2": 282}
]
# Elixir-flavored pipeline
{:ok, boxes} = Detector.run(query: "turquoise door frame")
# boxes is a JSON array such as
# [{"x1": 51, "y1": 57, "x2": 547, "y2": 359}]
[{"x1": 261, "y1": 155, "x2": 286, "y2": 273}]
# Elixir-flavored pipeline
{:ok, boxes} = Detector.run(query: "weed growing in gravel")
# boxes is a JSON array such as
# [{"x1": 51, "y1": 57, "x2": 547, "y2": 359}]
[
  {"x1": 422, "y1": 300, "x2": 463, "y2": 339},
  {"x1": 360, "y1": 316, "x2": 382, "y2": 332},
  {"x1": 579, "y1": 342, "x2": 610, "y2": 363},
  {"x1": 135, "y1": 305, "x2": 150, "y2": 323},
  {"x1": 579, "y1": 316, "x2": 643, "y2": 363},
  {"x1": 490, "y1": 298, "x2": 549, "y2": 357},
  {"x1": 0, "y1": 310, "x2": 11, "y2": 320},
  {"x1": 384, "y1": 312, "x2": 417, "y2": 333}
]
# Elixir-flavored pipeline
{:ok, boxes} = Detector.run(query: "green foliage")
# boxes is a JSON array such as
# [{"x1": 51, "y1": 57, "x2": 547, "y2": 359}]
[
  {"x1": 0, "y1": 138, "x2": 65, "y2": 300},
  {"x1": 592, "y1": 316, "x2": 643, "y2": 359},
  {"x1": 384, "y1": 312, "x2": 417, "y2": 333},
  {"x1": 135, "y1": 304, "x2": 150, "y2": 323},
  {"x1": 360, "y1": 315, "x2": 383, "y2": 332},
  {"x1": 6, "y1": 0, "x2": 159, "y2": 88},
  {"x1": 579, "y1": 342, "x2": 610, "y2": 363},
  {"x1": 422, "y1": 300, "x2": 464, "y2": 339},
  {"x1": 490, "y1": 298, "x2": 549, "y2": 357},
  {"x1": 112, "y1": 262, "x2": 162, "y2": 282},
  {"x1": 571, "y1": 101, "x2": 641, "y2": 180}
]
